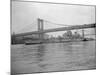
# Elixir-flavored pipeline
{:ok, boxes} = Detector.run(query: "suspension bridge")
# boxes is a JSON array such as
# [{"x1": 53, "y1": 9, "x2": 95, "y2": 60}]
[{"x1": 13, "y1": 18, "x2": 96, "y2": 44}]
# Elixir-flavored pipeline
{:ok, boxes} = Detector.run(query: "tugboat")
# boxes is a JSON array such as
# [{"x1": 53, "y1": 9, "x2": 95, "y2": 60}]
[
  {"x1": 82, "y1": 38, "x2": 94, "y2": 41},
  {"x1": 82, "y1": 38, "x2": 88, "y2": 41}
]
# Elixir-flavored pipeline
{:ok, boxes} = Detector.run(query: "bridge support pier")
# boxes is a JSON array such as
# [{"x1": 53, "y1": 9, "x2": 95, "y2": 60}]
[{"x1": 82, "y1": 29, "x2": 84, "y2": 39}]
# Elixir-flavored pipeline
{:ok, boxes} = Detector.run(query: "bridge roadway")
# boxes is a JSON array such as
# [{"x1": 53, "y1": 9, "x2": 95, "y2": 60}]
[{"x1": 14, "y1": 23, "x2": 96, "y2": 37}]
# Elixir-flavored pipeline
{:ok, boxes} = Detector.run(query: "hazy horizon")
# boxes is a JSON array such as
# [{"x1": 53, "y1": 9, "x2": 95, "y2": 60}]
[{"x1": 11, "y1": 1, "x2": 95, "y2": 37}]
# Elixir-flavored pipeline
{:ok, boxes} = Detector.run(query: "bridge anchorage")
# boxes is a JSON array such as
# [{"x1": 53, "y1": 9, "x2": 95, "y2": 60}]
[{"x1": 12, "y1": 18, "x2": 96, "y2": 44}]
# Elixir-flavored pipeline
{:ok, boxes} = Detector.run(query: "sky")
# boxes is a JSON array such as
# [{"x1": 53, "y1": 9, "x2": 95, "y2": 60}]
[{"x1": 11, "y1": 0, "x2": 96, "y2": 37}]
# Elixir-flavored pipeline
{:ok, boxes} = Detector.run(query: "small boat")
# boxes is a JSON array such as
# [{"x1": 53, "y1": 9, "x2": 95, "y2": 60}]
[
  {"x1": 82, "y1": 38, "x2": 88, "y2": 41},
  {"x1": 82, "y1": 38, "x2": 94, "y2": 41},
  {"x1": 25, "y1": 40, "x2": 43, "y2": 45}
]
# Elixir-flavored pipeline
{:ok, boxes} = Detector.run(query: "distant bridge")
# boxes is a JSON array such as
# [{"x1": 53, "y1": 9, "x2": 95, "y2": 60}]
[
  {"x1": 15, "y1": 23, "x2": 96, "y2": 37},
  {"x1": 13, "y1": 18, "x2": 96, "y2": 43}
]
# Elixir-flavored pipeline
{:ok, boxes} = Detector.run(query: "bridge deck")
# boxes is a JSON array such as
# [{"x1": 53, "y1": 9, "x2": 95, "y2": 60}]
[{"x1": 14, "y1": 23, "x2": 96, "y2": 37}]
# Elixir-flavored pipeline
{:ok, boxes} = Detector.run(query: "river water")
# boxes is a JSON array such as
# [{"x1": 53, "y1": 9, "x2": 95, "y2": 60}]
[{"x1": 11, "y1": 41, "x2": 96, "y2": 74}]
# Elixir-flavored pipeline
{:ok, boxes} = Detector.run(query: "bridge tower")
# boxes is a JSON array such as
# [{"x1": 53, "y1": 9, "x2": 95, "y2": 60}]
[
  {"x1": 37, "y1": 18, "x2": 44, "y2": 41},
  {"x1": 82, "y1": 29, "x2": 84, "y2": 39}
]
